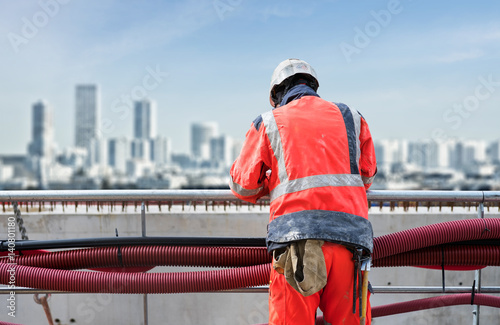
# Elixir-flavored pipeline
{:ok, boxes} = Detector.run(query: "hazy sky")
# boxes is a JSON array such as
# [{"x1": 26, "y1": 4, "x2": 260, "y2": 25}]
[{"x1": 1, "y1": 0, "x2": 499, "y2": 154}]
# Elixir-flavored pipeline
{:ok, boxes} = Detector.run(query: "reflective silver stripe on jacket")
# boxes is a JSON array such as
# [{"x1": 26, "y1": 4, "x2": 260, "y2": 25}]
[
  {"x1": 348, "y1": 107, "x2": 362, "y2": 168},
  {"x1": 229, "y1": 176, "x2": 264, "y2": 197},
  {"x1": 362, "y1": 175, "x2": 375, "y2": 185},
  {"x1": 262, "y1": 110, "x2": 288, "y2": 183},
  {"x1": 270, "y1": 174, "x2": 364, "y2": 201},
  {"x1": 262, "y1": 109, "x2": 365, "y2": 202}
]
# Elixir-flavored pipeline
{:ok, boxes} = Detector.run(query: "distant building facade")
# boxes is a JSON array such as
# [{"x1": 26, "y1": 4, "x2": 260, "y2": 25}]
[
  {"x1": 75, "y1": 84, "x2": 100, "y2": 149},
  {"x1": 150, "y1": 136, "x2": 171, "y2": 166},
  {"x1": 108, "y1": 137, "x2": 130, "y2": 175},
  {"x1": 28, "y1": 100, "x2": 54, "y2": 159},
  {"x1": 191, "y1": 122, "x2": 218, "y2": 161},
  {"x1": 210, "y1": 135, "x2": 233, "y2": 168},
  {"x1": 134, "y1": 99, "x2": 157, "y2": 139}
]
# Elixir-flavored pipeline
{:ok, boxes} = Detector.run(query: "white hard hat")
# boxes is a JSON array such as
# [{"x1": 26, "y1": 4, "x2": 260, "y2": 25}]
[{"x1": 269, "y1": 58, "x2": 319, "y2": 95}]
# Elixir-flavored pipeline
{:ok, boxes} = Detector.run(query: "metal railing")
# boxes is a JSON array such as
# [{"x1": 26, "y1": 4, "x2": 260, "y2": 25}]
[{"x1": 0, "y1": 189, "x2": 499, "y2": 202}]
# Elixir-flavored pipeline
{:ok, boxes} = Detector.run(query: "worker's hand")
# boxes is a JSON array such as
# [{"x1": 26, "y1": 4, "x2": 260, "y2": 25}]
[{"x1": 261, "y1": 178, "x2": 270, "y2": 197}]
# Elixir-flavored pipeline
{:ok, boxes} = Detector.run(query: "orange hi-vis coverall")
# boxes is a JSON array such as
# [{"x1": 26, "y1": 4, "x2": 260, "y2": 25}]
[{"x1": 230, "y1": 84, "x2": 377, "y2": 325}]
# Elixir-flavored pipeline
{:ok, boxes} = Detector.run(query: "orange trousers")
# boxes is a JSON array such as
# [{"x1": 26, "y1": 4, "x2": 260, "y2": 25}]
[{"x1": 268, "y1": 242, "x2": 371, "y2": 325}]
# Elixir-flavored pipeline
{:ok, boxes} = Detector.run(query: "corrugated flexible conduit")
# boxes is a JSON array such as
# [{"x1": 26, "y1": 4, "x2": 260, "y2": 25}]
[
  {"x1": 373, "y1": 245, "x2": 500, "y2": 268},
  {"x1": 1, "y1": 219, "x2": 500, "y2": 295},
  {"x1": 2, "y1": 244, "x2": 499, "y2": 270},
  {"x1": 371, "y1": 293, "x2": 500, "y2": 318},
  {"x1": 373, "y1": 218, "x2": 500, "y2": 260},
  {"x1": 1, "y1": 246, "x2": 271, "y2": 269},
  {"x1": 0, "y1": 262, "x2": 271, "y2": 294}
]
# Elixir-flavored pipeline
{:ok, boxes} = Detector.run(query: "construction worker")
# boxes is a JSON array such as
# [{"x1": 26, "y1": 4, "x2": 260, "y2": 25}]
[{"x1": 229, "y1": 58, "x2": 377, "y2": 325}]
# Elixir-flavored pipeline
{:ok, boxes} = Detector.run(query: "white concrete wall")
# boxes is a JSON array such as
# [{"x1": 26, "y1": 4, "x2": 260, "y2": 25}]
[{"x1": 1, "y1": 203, "x2": 499, "y2": 325}]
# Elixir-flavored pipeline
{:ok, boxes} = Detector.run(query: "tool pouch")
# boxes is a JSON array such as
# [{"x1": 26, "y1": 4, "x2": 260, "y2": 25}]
[{"x1": 273, "y1": 239, "x2": 327, "y2": 297}]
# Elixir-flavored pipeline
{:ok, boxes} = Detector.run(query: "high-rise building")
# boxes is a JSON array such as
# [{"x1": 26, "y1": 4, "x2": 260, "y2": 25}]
[
  {"x1": 108, "y1": 137, "x2": 130, "y2": 174},
  {"x1": 75, "y1": 84, "x2": 100, "y2": 149},
  {"x1": 191, "y1": 122, "x2": 218, "y2": 161},
  {"x1": 131, "y1": 139, "x2": 151, "y2": 161},
  {"x1": 150, "y1": 136, "x2": 171, "y2": 166},
  {"x1": 449, "y1": 141, "x2": 464, "y2": 170},
  {"x1": 408, "y1": 140, "x2": 445, "y2": 169},
  {"x1": 210, "y1": 135, "x2": 233, "y2": 168},
  {"x1": 487, "y1": 140, "x2": 500, "y2": 164},
  {"x1": 86, "y1": 137, "x2": 108, "y2": 168},
  {"x1": 28, "y1": 100, "x2": 54, "y2": 159},
  {"x1": 134, "y1": 99, "x2": 157, "y2": 139},
  {"x1": 463, "y1": 140, "x2": 487, "y2": 167}
]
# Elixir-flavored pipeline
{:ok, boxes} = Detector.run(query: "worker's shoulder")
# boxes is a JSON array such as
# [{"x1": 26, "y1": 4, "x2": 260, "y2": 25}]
[
  {"x1": 253, "y1": 115, "x2": 263, "y2": 131},
  {"x1": 333, "y1": 102, "x2": 365, "y2": 119},
  {"x1": 251, "y1": 108, "x2": 275, "y2": 131}
]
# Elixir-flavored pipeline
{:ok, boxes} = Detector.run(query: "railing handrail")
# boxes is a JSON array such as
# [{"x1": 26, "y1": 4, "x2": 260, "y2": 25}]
[{"x1": 0, "y1": 189, "x2": 498, "y2": 202}]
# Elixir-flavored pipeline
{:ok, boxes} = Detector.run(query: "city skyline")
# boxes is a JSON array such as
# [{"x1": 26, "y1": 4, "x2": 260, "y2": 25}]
[
  {"x1": 21, "y1": 85, "x2": 500, "y2": 171},
  {"x1": 2, "y1": 86, "x2": 500, "y2": 191},
  {"x1": 1, "y1": 1, "x2": 500, "y2": 154},
  {"x1": 20, "y1": 89, "x2": 234, "y2": 159},
  {"x1": 7, "y1": 91, "x2": 500, "y2": 163}
]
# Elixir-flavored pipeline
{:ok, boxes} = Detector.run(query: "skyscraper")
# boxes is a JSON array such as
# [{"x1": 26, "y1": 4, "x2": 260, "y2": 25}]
[
  {"x1": 75, "y1": 84, "x2": 100, "y2": 149},
  {"x1": 108, "y1": 137, "x2": 130, "y2": 174},
  {"x1": 191, "y1": 122, "x2": 218, "y2": 160},
  {"x1": 28, "y1": 100, "x2": 53, "y2": 158},
  {"x1": 210, "y1": 135, "x2": 233, "y2": 168},
  {"x1": 150, "y1": 136, "x2": 171, "y2": 165},
  {"x1": 134, "y1": 99, "x2": 157, "y2": 139}
]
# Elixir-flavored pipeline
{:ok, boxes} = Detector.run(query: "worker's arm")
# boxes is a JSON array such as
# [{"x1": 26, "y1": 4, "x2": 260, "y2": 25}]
[
  {"x1": 359, "y1": 117, "x2": 377, "y2": 190},
  {"x1": 229, "y1": 119, "x2": 272, "y2": 203}
]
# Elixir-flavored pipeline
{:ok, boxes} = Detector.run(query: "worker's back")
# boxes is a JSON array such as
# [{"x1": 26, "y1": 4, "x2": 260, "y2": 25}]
[{"x1": 263, "y1": 93, "x2": 371, "y2": 223}]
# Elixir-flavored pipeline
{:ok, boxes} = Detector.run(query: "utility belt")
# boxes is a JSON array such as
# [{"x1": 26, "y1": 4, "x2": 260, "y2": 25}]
[
  {"x1": 267, "y1": 210, "x2": 374, "y2": 318},
  {"x1": 272, "y1": 240, "x2": 371, "y2": 317}
]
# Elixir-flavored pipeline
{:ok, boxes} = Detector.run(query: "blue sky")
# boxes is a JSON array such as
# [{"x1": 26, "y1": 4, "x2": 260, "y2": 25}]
[{"x1": 1, "y1": 0, "x2": 499, "y2": 154}]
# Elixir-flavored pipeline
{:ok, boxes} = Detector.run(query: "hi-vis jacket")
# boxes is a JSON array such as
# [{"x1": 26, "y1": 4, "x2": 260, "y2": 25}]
[{"x1": 230, "y1": 85, "x2": 377, "y2": 254}]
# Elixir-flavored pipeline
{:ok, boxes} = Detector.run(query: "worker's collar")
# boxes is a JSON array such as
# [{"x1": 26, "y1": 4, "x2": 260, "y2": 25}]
[{"x1": 279, "y1": 84, "x2": 320, "y2": 107}]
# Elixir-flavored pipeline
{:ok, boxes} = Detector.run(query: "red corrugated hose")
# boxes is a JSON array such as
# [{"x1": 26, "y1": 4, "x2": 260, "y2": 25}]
[
  {"x1": 373, "y1": 218, "x2": 500, "y2": 260},
  {"x1": 2, "y1": 246, "x2": 271, "y2": 269},
  {"x1": 1, "y1": 218, "x2": 500, "y2": 319},
  {"x1": 371, "y1": 293, "x2": 500, "y2": 317},
  {"x1": 2, "y1": 245, "x2": 497, "y2": 270},
  {"x1": 0, "y1": 262, "x2": 272, "y2": 294},
  {"x1": 373, "y1": 245, "x2": 500, "y2": 268}
]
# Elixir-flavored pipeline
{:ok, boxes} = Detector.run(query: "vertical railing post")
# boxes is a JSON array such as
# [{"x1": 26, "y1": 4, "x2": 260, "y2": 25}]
[
  {"x1": 141, "y1": 201, "x2": 147, "y2": 237},
  {"x1": 472, "y1": 201, "x2": 484, "y2": 325},
  {"x1": 141, "y1": 201, "x2": 148, "y2": 325}
]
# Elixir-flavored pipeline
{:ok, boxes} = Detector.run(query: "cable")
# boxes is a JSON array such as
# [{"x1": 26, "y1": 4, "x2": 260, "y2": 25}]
[
  {"x1": 0, "y1": 236, "x2": 266, "y2": 251},
  {"x1": 0, "y1": 262, "x2": 272, "y2": 294}
]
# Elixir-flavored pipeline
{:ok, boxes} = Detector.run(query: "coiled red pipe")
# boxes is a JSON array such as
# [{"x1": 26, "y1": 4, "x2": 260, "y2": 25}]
[
  {"x1": 372, "y1": 293, "x2": 500, "y2": 317},
  {"x1": 1, "y1": 246, "x2": 271, "y2": 270},
  {"x1": 373, "y1": 218, "x2": 500, "y2": 260},
  {"x1": 0, "y1": 262, "x2": 272, "y2": 293},
  {"x1": 2, "y1": 218, "x2": 500, "y2": 294},
  {"x1": 373, "y1": 245, "x2": 500, "y2": 268},
  {"x1": 4, "y1": 244, "x2": 499, "y2": 270}
]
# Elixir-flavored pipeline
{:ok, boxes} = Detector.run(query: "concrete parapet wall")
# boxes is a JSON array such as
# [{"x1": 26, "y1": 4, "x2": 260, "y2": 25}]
[{"x1": 1, "y1": 204, "x2": 499, "y2": 324}]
